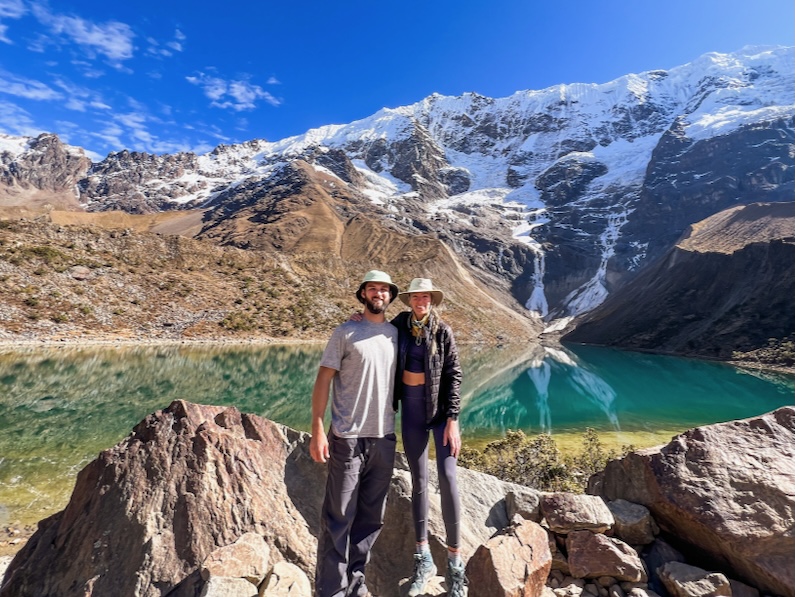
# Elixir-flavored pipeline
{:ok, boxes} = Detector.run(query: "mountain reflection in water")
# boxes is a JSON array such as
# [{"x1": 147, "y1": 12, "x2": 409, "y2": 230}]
[
  {"x1": 0, "y1": 341, "x2": 792, "y2": 527},
  {"x1": 459, "y1": 343, "x2": 793, "y2": 440}
]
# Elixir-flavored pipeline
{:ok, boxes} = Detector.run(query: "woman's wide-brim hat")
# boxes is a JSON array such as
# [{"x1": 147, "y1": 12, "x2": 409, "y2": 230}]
[
  {"x1": 398, "y1": 278, "x2": 444, "y2": 307},
  {"x1": 356, "y1": 270, "x2": 399, "y2": 304}
]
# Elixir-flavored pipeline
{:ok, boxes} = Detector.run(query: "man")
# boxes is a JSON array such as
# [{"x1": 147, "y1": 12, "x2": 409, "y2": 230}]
[{"x1": 310, "y1": 270, "x2": 400, "y2": 597}]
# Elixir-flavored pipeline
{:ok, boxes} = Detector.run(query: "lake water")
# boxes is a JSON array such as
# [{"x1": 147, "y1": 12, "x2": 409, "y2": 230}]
[{"x1": 1, "y1": 341, "x2": 792, "y2": 528}]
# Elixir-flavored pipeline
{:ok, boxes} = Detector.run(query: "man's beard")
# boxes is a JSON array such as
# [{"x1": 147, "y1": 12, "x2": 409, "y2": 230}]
[{"x1": 364, "y1": 297, "x2": 387, "y2": 315}]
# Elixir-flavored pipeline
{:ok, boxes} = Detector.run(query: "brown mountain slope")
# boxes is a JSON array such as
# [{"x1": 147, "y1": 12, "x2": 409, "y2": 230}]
[
  {"x1": 0, "y1": 200, "x2": 539, "y2": 344},
  {"x1": 563, "y1": 202, "x2": 795, "y2": 359}
]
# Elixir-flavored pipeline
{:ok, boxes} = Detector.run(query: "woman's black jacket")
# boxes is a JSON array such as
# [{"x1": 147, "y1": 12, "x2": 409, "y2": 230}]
[{"x1": 391, "y1": 310, "x2": 462, "y2": 425}]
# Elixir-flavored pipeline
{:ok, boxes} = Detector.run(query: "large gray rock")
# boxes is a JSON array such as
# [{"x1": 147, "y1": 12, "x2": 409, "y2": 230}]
[
  {"x1": 607, "y1": 500, "x2": 658, "y2": 546},
  {"x1": 540, "y1": 493, "x2": 614, "y2": 534},
  {"x1": 589, "y1": 406, "x2": 795, "y2": 597},
  {"x1": 0, "y1": 401, "x2": 542, "y2": 597},
  {"x1": 658, "y1": 562, "x2": 730, "y2": 597}
]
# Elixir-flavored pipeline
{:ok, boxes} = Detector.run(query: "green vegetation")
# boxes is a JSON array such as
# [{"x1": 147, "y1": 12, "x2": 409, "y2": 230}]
[
  {"x1": 458, "y1": 428, "x2": 634, "y2": 493},
  {"x1": 732, "y1": 335, "x2": 795, "y2": 367}
]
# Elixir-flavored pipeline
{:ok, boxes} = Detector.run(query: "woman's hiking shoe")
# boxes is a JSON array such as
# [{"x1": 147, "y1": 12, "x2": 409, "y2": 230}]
[
  {"x1": 446, "y1": 559, "x2": 467, "y2": 597},
  {"x1": 407, "y1": 551, "x2": 436, "y2": 596}
]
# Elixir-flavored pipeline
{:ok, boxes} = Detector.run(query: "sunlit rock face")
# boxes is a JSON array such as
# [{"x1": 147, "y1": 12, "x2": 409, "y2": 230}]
[
  {"x1": 1, "y1": 47, "x2": 792, "y2": 326},
  {"x1": 588, "y1": 406, "x2": 795, "y2": 597}
]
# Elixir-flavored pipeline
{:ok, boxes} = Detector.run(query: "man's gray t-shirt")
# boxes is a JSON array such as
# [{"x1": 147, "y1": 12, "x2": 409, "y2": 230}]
[{"x1": 320, "y1": 319, "x2": 397, "y2": 438}]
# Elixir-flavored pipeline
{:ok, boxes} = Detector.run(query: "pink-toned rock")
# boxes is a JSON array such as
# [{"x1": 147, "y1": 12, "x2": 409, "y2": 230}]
[
  {"x1": 260, "y1": 561, "x2": 311, "y2": 597},
  {"x1": 541, "y1": 493, "x2": 614, "y2": 534},
  {"x1": 590, "y1": 407, "x2": 795, "y2": 597},
  {"x1": 566, "y1": 530, "x2": 646, "y2": 582},
  {"x1": 0, "y1": 401, "x2": 319, "y2": 597},
  {"x1": 201, "y1": 532, "x2": 270, "y2": 584},
  {"x1": 466, "y1": 517, "x2": 552, "y2": 597}
]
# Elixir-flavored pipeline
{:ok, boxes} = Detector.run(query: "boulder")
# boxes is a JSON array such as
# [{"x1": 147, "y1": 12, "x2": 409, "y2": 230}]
[
  {"x1": 0, "y1": 401, "x2": 318, "y2": 597},
  {"x1": 589, "y1": 406, "x2": 795, "y2": 597},
  {"x1": 541, "y1": 493, "x2": 614, "y2": 534},
  {"x1": 465, "y1": 517, "x2": 551, "y2": 597},
  {"x1": 657, "y1": 562, "x2": 730, "y2": 597},
  {"x1": 0, "y1": 400, "x2": 543, "y2": 597},
  {"x1": 260, "y1": 561, "x2": 312, "y2": 596},
  {"x1": 370, "y1": 463, "x2": 542, "y2": 596},
  {"x1": 200, "y1": 532, "x2": 270, "y2": 584},
  {"x1": 199, "y1": 576, "x2": 259, "y2": 597},
  {"x1": 566, "y1": 531, "x2": 647, "y2": 582},
  {"x1": 640, "y1": 538, "x2": 685, "y2": 596},
  {"x1": 507, "y1": 488, "x2": 543, "y2": 522},
  {"x1": 606, "y1": 500, "x2": 658, "y2": 546}
]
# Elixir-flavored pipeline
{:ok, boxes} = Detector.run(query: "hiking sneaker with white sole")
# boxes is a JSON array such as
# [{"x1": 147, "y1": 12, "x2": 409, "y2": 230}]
[{"x1": 407, "y1": 551, "x2": 436, "y2": 597}]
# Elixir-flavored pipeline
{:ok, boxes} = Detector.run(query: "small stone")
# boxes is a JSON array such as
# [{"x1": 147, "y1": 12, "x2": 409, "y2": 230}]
[
  {"x1": 598, "y1": 577, "x2": 617, "y2": 587},
  {"x1": 609, "y1": 585, "x2": 626, "y2": 597}
]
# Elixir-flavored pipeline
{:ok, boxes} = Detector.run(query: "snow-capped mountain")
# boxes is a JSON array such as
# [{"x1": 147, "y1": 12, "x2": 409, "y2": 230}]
[{"x1": 1, "y1": 46, "x2": 792, "y2": 327}]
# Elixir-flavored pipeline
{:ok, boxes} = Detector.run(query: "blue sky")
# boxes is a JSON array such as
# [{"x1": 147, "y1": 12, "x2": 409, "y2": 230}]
[{"x1": 0, "y1": 0, "x2": 792, "y2": 160}]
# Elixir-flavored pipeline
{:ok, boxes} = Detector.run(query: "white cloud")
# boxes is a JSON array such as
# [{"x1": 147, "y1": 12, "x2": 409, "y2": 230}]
[
  {"x1": 52, "y1": 76, "x2": 109, "y2": 110},
  {"x1": 146, "y1": 29, "x2": 185, "y2": 58},
  {"x1": 0, "y1": 71, "x2": 61, "y2": 100},
  {"x1": 0, "y1": 99, "x2": 43, "y2": 137},
  {"x1": 187, "y1": 72, "x2": 282, "y2": 111},
  {"x1": 31, "y1": 4, "x2": 135, "y2": 63},
  {"x1": 90, "y1": 123, "x2": 125, "y2": 152},
  {"x1": 0, "y1": 0, "x2": 25, "y2": 19},
  {"x1": 267, "y1": 76, "x2": 280, "y2": 85},
  {"x1": 0, "y1": 0, "x2": 26, "y2": 44}
]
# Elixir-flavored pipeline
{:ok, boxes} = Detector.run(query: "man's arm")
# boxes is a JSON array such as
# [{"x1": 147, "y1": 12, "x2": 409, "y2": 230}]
[{"x1": 310, "y1": 365, "x2": 337, "y2": 463}]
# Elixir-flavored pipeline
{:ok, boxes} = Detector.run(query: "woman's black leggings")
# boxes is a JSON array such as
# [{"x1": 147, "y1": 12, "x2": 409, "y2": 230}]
[{"x1": 401, "y1": 384, "x2": 461, "y2": 549}]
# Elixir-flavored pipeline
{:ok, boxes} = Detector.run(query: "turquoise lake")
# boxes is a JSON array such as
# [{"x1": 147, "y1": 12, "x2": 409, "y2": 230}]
[{"x1": 1, "y1": 342, "x2": 792, "y2": 528}]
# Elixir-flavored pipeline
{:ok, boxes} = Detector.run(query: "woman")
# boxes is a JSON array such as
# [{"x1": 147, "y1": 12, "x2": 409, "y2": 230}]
[{"x1": 393, "y1": 278, "x2": 465, "y2": 597}]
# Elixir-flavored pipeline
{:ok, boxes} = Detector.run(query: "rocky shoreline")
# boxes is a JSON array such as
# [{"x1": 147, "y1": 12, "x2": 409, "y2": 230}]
[{"x1": 1, "y1": 402, "x2": 792, "y2": 597}]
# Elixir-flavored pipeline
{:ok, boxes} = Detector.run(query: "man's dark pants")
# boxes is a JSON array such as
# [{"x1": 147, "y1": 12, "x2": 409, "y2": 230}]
[{"x1": 315, "y1": 432, "x2": 397, "y2": 597}]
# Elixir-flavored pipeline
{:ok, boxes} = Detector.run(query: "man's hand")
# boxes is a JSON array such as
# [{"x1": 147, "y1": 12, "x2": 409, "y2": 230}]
[
  {"x1": 310, "y1": 365, "x2": 336, "y2": 464},
  {"x1": 310, "y1": 428, "x2": 330, "y2": 463},
  {"x1": 443, "y1": 418, "x2": 461, "y2": 459}
]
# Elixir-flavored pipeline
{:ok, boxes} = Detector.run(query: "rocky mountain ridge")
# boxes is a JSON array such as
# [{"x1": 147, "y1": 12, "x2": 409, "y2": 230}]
[{"x1": 0, "y1": 45, "x2": 793, "y2": 358}]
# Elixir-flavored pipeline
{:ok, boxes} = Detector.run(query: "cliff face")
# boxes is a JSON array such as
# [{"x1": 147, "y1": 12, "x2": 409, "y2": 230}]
[{"x1": 563, "y1": 202, "x2": 795, "y2": 358}]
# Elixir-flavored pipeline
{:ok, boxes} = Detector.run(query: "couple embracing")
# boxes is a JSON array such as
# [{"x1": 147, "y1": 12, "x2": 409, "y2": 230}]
[{"x1": 310, "y1": 270, "x2": 466, "y2": 597}]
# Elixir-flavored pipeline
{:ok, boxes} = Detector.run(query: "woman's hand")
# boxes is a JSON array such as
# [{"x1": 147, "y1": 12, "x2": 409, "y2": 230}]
[
  {"x1": 348, "y1": 311, "x2": 363, "y2": 322},
  {"x1": 443, "y1": 418, "x2": 461, "y2": 459}
]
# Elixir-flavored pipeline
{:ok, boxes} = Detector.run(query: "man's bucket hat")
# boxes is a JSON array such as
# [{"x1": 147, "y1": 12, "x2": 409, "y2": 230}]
[
  {"x1": 356, "y1": 270, "x2": 399, "y2": 304},
  {"x1": 398, "y1": 278, "x2": 444, "y2": 307}
]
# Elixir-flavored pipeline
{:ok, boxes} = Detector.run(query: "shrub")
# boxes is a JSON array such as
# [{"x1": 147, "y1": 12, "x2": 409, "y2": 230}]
[{"x1": 458, "y1": 428, "x2": 633, "y2": 493}]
